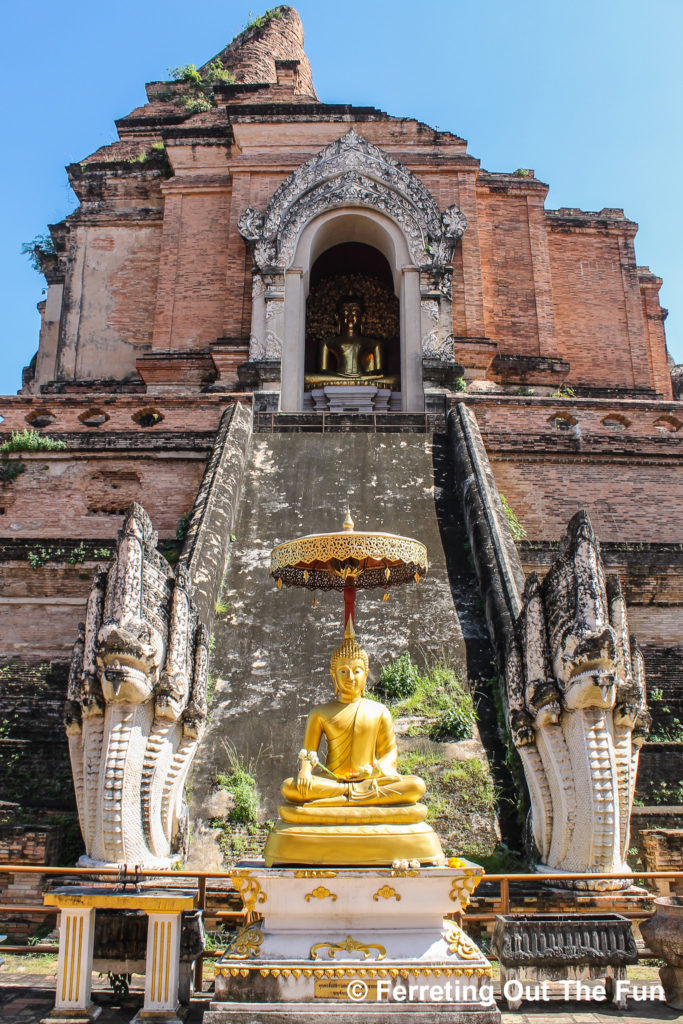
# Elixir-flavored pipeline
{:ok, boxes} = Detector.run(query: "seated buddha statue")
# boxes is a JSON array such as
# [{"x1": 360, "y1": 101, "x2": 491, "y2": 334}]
[
  {"x1": 317, "y1": 296, "x2": 385, "y2": 379},
  {"x1": 264, "y1": 636, "x2": 444, "y2": 866}
]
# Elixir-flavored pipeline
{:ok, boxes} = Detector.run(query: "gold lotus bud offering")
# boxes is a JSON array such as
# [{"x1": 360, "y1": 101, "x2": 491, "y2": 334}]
[{"x1": 264, "y1": 514, "x2": 443, "y2": 866}]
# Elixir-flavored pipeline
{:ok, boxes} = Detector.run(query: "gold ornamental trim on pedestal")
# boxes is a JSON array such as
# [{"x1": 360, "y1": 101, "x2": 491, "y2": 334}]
[
  {"x1": 230, "y1": 870, "x2": 267, "y2": 917},
  {"x1": 442, "y1": 921, "x2": 483, "y2": 961},
  {"x1": 294, "y1": 869, "x2": 338, "y2": 878},
  {"x1": 224, "y1": 922, "x2": 264, "y2": 960},
  {"x1": 271, "y1": 528, "x2": 427, "y2": 592},
  {"x1": 305, "y1": 885, "x2": 338, "y2": 902},
  {"x1": 372, "y1": 884, "x2": 401, "y2": 901},
  {"x1": 310, "y1": 934, "x2": 387, "y2": 961},
  {"x1": 218, "y1": 963, "x2": 493, "y2": 980},
  {"x1": 448, "y1": 866, "x2": 483, "y2": 909}
]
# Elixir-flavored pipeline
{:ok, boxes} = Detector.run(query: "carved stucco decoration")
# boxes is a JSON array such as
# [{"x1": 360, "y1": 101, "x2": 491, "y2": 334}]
[
  {"x1": 239, "y1": 130, "x2": 466, "y2": 369},
  {"x1": 64, "y1": 503, "x2": 208, "y2": 867},
  {"x1": 505, "y1": 511, "x2": 650, "y2": 889},
  {"x1": 238, "y1": 129, "x2": 466, "y2": 274}
]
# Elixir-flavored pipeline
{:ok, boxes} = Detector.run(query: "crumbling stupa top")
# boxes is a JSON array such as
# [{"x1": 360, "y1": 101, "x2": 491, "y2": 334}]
[{"x1": 201, "y1": 6, "x2": 317, "y2": 99}]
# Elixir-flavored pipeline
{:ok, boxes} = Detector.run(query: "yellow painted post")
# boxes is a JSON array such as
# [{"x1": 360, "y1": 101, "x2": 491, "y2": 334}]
[
  {"x1": 49, "y1": 906, "x2": 99, "y2": 1021},
  {"x1": 136, "y1": 912, "x2": 184, "y2": 1022}
]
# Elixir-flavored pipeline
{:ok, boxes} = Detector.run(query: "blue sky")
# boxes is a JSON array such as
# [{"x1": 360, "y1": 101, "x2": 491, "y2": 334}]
[{"x1": 1, "y1": 0, "x2": 681, "y2": 395}]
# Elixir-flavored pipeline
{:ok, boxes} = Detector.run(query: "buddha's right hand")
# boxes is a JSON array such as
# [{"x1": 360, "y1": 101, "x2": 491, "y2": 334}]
[{"x1": 296, "y1": 762, "x2": 313, "y2": 797}]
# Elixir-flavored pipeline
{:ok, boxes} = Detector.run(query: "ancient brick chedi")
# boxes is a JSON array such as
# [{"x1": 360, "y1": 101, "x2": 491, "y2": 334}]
[
  {"x1": 0, "y1": 6, "x2": 680, "y2": 873},
  {"x1": 18, "y1": 6, "x2": 670, "y2": 403}
]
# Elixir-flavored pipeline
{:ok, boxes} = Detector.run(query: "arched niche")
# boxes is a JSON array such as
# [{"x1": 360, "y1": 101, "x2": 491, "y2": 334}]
[
  {"x1": 281, "y1": 208, "x2": 421, "y2": 412},
  {"x1": 238, "y1": 129, "x2": 467, "y2": 413}
]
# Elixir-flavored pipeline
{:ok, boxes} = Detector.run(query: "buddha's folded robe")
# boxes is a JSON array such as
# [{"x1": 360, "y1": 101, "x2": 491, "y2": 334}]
[{"x1": 282, "y1": 696, "x2": 424, "y2": 805}]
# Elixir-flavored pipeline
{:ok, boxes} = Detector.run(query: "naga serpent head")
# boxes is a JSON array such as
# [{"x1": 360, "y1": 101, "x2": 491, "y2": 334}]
[
  {"x1": 96, "y1": 621, "x2": 164, "y2": 704},
  {"x1": 557, "y1": 625, "x2": 618, "y2": 710}
]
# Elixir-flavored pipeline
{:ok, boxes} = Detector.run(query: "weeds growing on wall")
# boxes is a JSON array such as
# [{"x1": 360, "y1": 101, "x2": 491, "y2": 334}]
[
  {"x1": 168, "y1": 59, "x2": 237, "y2": 115},
  {"x1": 123, "y1": 143, "x2": 173, "y2": 176},
  {"x1": 25, "y1": 541, "x2": 95, "y2": 569},
  {"x1": 374, "y1": 653, "x2": 421, "y2": 701},
  {"x1": 482, "y1": 673, "x2": 530, "y2": 838},
  {"x1": 649, "y1": 717, "x2": 683, "y2": 743},
  {"x1": 176, "y1": 513, "x2": 191, "y2": 541},
  {"x1": 499, "y1": 493, "x2": 527, "y2": 541},
  {"x1": 245, "y1": 7, "x2": 284, "y2": 30},
  {"x1": 215, "y1": 744, "x2": 260, "y2": 824},
  {"x1": 21, "y1": 234, "x2": 56, "y2": 273},
  {"x1": 212, "y1": 743, "x2": 271, "y2": 864},
  {"x1": 397, "y1": 751, "x2": 498, "y2": 859},
  {"x1": 636, "y1": 780, "x2": 683, "y2": 806},
  {"x1": 374, "y1": 655, "x2": 477, "y2": 741},
  {"x1": 1, "y1": 429, "x2": 66, "y2": 453},
  {"x1": 551, "y1": 383, "x2": 577, "y2": 398},
  {"x1": 648, "y1": 688, "x2": 683, "y2": 742}
]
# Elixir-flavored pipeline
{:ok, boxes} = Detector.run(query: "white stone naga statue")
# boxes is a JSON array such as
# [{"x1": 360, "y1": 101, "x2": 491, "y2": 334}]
[
  {"x1": 505, "y1": 511, "x2": 650, "y2": 889},
  {"x1": 65, "y1": 503, "x2": 208, "y2": 867}
]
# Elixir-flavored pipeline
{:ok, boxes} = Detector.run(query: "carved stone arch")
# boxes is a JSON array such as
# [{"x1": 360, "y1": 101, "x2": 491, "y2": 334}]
[{"x1": 238, "y1": 129, "x2": 467, "y2": 412}]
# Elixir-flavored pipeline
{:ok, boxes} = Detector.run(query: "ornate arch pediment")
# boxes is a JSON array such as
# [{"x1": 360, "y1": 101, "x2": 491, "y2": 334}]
[{"x1": 238, "y1": 129, "x2": 466, "y2": 273}]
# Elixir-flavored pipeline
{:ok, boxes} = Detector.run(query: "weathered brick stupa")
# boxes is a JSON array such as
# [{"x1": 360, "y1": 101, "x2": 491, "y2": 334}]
[{"x1": 0, "y1": 6, "x2": 680, "y2": 885}]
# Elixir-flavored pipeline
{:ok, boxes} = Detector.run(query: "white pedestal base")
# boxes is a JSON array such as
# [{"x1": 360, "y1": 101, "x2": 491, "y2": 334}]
[
  {"x1": 208, "y1": 864, "x2": 499, "y2": 1023},
  {"x1": 310, "y1": 386, "x2": 393, "y2": 412}
]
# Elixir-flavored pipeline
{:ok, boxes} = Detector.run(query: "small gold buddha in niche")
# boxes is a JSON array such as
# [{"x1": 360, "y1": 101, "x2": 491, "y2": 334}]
[
  {"x1": 264, "y1": 637, "x2": 444, "y2": 866},
  {"x1": 317, "y1": 295, "x2": 384, "y2": 378}
]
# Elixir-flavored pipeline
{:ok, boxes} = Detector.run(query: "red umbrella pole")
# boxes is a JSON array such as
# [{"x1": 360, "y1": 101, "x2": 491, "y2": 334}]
[{"x1": 343, "y1": 585, "x2": 356, "y2": 638}]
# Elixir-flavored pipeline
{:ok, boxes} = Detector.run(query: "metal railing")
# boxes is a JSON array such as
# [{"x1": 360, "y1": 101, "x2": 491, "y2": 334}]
[
  {"x1": 2, "y1": 864, "x2": 681, "y2": 990},
  {"x1": 254, "y1": 410, "x2": 433, "y2": 433}
]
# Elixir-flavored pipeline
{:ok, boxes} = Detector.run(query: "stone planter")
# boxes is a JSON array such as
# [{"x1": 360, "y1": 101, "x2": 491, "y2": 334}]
[
  {"x1": 492, "y1": 913, "x2": 638, "y2": 1009},
  {"x1": 641, "y1": 896, "x2": 683, "y2": 1009}
]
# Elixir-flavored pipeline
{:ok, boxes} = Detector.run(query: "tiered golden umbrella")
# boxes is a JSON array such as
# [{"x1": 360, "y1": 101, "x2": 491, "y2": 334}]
[{"x1": 270, "y1": 512, "x2": 428, "y2": 637}]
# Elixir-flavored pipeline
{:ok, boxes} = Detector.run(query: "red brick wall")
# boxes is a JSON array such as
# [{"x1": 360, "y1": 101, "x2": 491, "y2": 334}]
[
  {"x1": 153, "y1": 185, "x2": 232, "y2": 350},
  {"x1": 639, "y1": 272, "x2": 672, "y2": 399},
  {"x1": 455, "y1": 396, "x2": 682, "y2": 545},
  {"x1": 1, "y1": 454, "x2": 206, "y2": 538},
  {"x1": 0, "y1": 395, "x2": 230, "y2": 433},
  {"x1": 491, "y1": 457, "x2": 680, "y2": 545},
  {"x1": 478, "y1": 192, "x2": 539, "y2": 354},
  {"x1": 548, "y1": 229, "x2": 635, "y2": 387}
]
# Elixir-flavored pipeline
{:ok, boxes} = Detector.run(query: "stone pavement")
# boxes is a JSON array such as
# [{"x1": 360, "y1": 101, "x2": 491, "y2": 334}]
[
  {"x1": 0, "y1": 976, "x2": 208, "y2": 1023},
  {"x1": 0, "y1": 975, "x2": 681, "y2": 1024}
]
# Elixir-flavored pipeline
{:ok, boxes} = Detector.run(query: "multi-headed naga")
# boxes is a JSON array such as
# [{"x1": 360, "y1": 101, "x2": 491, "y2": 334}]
[
  {"x1": 64, "y1": 503, "x2": 208, "y2": 867},
  {"x1": 505, "y1": 511, "x2": 650, "y2": 889}
]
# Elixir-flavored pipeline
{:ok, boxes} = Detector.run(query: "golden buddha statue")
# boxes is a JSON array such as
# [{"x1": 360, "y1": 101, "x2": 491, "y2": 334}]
[
  {"x1": 304, "y1": 295, "x2": 399, "y2": 393},
  {"x1": 318, "y1": 296, "x2": 384, "y2": 378},
  {"x1": 264, "y1": 636, "x2": 444, "y2": 866}
]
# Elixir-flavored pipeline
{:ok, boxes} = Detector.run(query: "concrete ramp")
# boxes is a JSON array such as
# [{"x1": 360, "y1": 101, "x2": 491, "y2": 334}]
[{"x1": 188, "y1": 430, "x2": 490, "y2": 836}]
